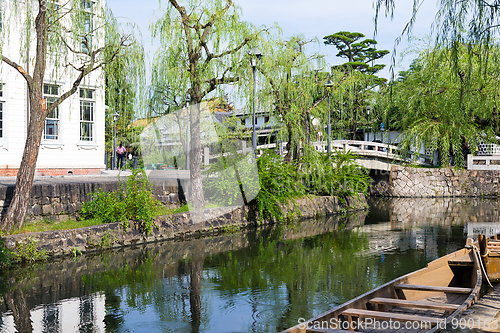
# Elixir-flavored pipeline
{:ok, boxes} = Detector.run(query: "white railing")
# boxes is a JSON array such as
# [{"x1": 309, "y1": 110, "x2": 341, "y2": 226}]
[
  {"x1": 204, "y1": 140, "x2": 430, "y2": 166},
  {"x1": 467, "y1": 154, "x2": 500, "y2": 170},
  {"x1": 477, "y1": 143, "x2": 500, "y2": 156}
]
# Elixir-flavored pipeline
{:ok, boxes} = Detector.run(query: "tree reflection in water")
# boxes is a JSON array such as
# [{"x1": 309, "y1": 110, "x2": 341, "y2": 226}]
[{"x1": 2, "y1": 197, "x2": 495, "y2": 332}]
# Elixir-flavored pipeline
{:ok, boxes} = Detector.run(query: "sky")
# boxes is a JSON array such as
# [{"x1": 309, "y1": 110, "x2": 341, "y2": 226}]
[{"x1": 106, "y1": 0, "x2": 438, "y2": 81}]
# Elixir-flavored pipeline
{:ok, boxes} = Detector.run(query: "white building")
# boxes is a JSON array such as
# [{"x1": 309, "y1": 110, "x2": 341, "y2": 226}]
[{"x1": 0, "y1": 0, "x2": 106, "y2": 177}]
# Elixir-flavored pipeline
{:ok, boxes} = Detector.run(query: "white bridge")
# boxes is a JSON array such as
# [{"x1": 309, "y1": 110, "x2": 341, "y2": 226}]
[{"x1": 203, "y1": 140, "x2": 432, "y2": 171}]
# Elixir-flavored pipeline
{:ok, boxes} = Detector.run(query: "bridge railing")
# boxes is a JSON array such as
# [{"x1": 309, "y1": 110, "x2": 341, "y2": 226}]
[{"x1": 202, "y1": 140, "x2": 431, "y2": 167}]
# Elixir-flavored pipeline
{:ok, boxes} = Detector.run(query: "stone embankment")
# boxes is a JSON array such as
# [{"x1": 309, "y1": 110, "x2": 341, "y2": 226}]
[
  {"x1": 1, "y1": 195, "x2": 367, "y2": 258},
  {"x1": 371, "y1": 166, "x2": 500, "y2": 197},
  {"x1": 0, "y1": 175, "x2": 182, "y2": 222}
]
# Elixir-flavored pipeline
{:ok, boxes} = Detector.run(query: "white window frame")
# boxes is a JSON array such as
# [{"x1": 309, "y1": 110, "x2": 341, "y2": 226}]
[
  {"x1": 0, "y1": 83, "x2": 5, "y2": 148},
  {"x1": 43, "y1": 83, "x2": 60, "y2": 141},
  {"x1": 80, "y1": 88, "x2": 95, "y2": 142},
  {"x1": 80, "y1": 0, "x2": 94, "y2": 53}
]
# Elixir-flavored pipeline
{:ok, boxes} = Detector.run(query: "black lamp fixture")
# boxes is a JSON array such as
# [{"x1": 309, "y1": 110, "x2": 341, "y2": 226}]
[{"x1": 248, "y1": 48, "x2": 263, "y2": 152}]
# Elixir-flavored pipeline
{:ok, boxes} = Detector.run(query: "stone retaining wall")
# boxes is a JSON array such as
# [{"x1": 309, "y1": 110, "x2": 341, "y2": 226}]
[
  {"x1": 0, "y1": 177, "x2": 182, "y2": 221},
  {"x1": 371, "y1": 166, "x2": 500, "y2": 197},
  {"x1": 0, "y1": 195, "x2": 367, "y2": 257}
]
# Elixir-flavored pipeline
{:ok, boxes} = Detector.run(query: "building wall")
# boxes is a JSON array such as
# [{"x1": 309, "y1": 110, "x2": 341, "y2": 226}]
[{"x1": 0, "y1": 0, "x2": 106, "y2": 176}]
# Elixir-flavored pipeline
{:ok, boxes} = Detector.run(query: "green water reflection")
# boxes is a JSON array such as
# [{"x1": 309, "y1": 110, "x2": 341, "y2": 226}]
[{"x1": 1, "y1": 197, "x2": 497, "y2": 332}]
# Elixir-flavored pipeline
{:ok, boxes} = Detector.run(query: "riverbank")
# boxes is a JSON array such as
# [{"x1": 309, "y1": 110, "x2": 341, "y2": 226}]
[{"x1": 0, "y1": 194, "x2": 367, "y2": 258}]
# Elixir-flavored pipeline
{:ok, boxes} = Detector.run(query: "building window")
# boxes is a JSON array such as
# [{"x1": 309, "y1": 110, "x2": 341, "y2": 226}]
[
  {"x1": 81, "y1": 0, "x2": 93, "y2": 53},
  {"x1": 0, "y1": 84, "x2": 4, "y2": 139},
  {"x1": 0, "y1": 102, "x2": 3, "y2": 139},
  {"x1": 43, "y1": 84, "x2": 59, "y2": 140},
  {"x1": 80, "y1": 88, "x2": 94, "y2": 141}
]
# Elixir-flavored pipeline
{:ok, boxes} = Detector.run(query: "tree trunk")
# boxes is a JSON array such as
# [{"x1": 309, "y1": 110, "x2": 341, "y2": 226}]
[
  {"x1": 190, "y1": 102, "x2": 205, "y2": 210},
  {"x1": 4, "y1": 289, "x2": 33, "y2": 333},
  {"x1": 1, "y1": 99, "x2": 45, "y2": 232},
  {"x1": 189, "y1": 255, "x2": 204, "y2": 333}
]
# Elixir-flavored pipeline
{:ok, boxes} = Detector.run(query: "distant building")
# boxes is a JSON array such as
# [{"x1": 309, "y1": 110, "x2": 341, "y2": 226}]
[
  {"x1": 232, "y1": 107, "x2": 280, "y2": 145},
  {"x1": 0, "y1": 0, "x2": 106, "y2": 177}
]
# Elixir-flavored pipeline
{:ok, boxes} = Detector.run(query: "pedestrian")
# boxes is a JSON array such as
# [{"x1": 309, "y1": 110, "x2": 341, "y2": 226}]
[{"x1": 116, "y1": 143, "x2": 126, "y2": 169}]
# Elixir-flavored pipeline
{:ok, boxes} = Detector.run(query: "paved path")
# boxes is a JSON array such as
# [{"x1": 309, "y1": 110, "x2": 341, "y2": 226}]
[
  {"x1": 0, "y1": 169, "x2": 192, "y2": 187},
  {"x1": 442, "y1": 285, "x2": 500, "y2": 332}
]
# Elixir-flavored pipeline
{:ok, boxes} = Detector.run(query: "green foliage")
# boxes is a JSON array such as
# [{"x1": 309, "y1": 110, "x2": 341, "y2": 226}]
[
  {"x1": 323, "y1": 31, "x2": 389, "y2": 80},
  {"x1": 252, "y1": 148, "x2": 370, "y2": 221},
  {"x1": 124, "y1": 170, "x2": 160, "y2": 234},
  {"x1": 301, "y1": 147, "x2": 371, "y2": 199},
  {"x1": 323, "y1": 31, "x2": 389, "y2": 140},
  {"x1": 203, "y1": 152, "x2": 260, "y2": 207},
  {"x1": 379, "y1": 43, "x2": 500, "y2": 167},
  {"x1": 256, "y1": 34, "x2": 328, "y2": 162},
  {"x1": 81, "y1": 170, "x2": 160, "y2": 235},
  {"x1": 0, "y1": 240, "x2": 13, "y2": 269},
  {"x1": 253, "y1": 151, "x2": 305, "y2": 222},
  {"x1": 80, "y1": 189, "x2": 127, "y2": 224},
  {"x1": 12, "y1": 238, "x2": 48, "y2": 264}
]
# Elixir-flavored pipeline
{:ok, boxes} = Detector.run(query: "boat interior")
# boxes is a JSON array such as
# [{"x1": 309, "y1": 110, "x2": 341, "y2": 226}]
[{"x1": 284, "y1": 244, "x2": 482, "y2": 333}]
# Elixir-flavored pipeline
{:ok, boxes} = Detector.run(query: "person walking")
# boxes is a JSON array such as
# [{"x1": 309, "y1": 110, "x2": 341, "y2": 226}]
[{"x1": 116, "y1": 143, "x2": 126, "y2": 169}]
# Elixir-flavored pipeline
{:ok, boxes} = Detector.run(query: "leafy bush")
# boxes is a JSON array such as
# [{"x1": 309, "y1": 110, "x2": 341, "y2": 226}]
[
  {"x1": 81, "y1": 169, "x2": 160, "y2": 234},
  {"x1": 203, "y1": 152, "x2": 260, "y2": 207},
  {"x1": 12, "y1": 237, "x2": 48, "y2": 264},
  {"x1": 253, "y1": 150, "x2": 305, "y2": 222},
  {"x1": 0, "y1": 240, "x2": 12, "y2": 268},
  {"x1": 80, "y1": 190, "x2": 127, "y2": 224},
  {"x1": 252, "y1": 148, "x2": 370, "y2": 221},
  {"x1": 301, "y1": 147, "x2": 371, "y2": 198}
]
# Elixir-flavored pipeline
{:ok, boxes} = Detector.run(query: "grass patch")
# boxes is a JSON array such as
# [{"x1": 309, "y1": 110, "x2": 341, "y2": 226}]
[
  {"x1": 158, "y1": 204, "x2": 190, "y2": 215},
  {"x1": 11, "y1": 218, "x2": 104, "y2": 235}
]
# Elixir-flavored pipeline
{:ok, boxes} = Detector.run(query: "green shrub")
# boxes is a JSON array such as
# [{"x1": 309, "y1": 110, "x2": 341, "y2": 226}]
[
  {"x1": 80, "y1": 190, "x2": 127, "y2": 224},
  {"x1": 203, "y1": 153, "x2": 259, "y2": 207},
  {"x1": 253, "y1": 150, "x2": 305, "y2": 222},
  {"x1": 0, "y1": 240, "x2": 12, "y2": 268},
  {"x1": 300, "y1": 147, "x2": 371, "y2": 199},
  {"x1": 12, "y1": 237, "x2": 48, "y2": 264},
  {"x1": 81, "y1": 169, "x2": 160, "y2": 234}
]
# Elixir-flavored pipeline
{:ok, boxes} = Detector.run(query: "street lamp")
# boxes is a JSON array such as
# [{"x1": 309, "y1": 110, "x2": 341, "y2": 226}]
[
  {"x1": 185, "y1": 94, "x2": 191, "y2": 170},
  {"x1": 248, "y1": 48, "x2": 263, "y2": 152},
  {"x1": 112, "y1": 111, "x2": 119, "y2": 170},
  {"x1": 366, "y1": 105, "x2": 371, "y2": 141},
  {"x1": 324, "y1": 79, "x2": 334, "y2": 155}
]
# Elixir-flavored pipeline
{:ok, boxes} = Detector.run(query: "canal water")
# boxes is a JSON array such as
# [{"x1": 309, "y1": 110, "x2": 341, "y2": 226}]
[{"x1": 1, "y1": 197, "x2": 499, "y2": 333}]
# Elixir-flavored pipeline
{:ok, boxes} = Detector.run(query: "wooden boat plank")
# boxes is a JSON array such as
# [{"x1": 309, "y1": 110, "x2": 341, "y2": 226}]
[
  {"x1": 447, "y1": 253, "x2": 474, "y2": 266},
  {"x1": 370, "y1": 297, "x2": 460, "y2": 311},
  {"x1": 342, "y1": 308, "x2": 443, "y2": 324},
  {"x1": 394, "y1": 284, "x2": 473, "y2": 294}
]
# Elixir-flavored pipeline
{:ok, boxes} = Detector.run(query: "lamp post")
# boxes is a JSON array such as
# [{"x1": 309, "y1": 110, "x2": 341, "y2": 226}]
[
  {"x1": 366, "y1": 105, "x2": 371, "y2": 141},
  {"x1": 112, "y1": 111, "x2": 119, "y2": 170},
  {"x1": 324, "y1": 79, "x2": 334, "y2": 155},
  {"x1": 185, "y1": 94, "x2": 191, "y2": 170},
  {"x1": 248, "y1": 48, "x2": 263, "y2": 152}
]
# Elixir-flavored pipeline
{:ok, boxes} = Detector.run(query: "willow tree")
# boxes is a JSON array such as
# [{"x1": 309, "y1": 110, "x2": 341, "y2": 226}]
[
  {"x1": 256, "y1": 34, "x2": 329, "y2": 162},
  {"x1": 379, "y1": 44, "x2": 500, "y2": 167},
  {"x1": 151, "y1": 0, "x2": 259, "y2": 210},
  {"x1": 104, "y1": 13, "x2": 146, "y2": 155},
  {"x1": 0, "y1": 1, "x2": 135, "y2": 232}
]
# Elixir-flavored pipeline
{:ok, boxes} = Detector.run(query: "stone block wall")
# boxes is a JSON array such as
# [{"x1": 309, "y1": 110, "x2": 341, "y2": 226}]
[
  {"x1": 0, "y1": 178, "x2": 181, "y2": 221},
  {"x1": 1, "y1": 195, "x2": 367, "y2": 257},
  {"x1": 371, "y1": 166, "x2": 500, "y2": 197}
]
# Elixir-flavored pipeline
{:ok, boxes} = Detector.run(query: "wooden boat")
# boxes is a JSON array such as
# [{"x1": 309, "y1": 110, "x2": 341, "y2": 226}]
[
  {"x1": 478, "y1": 234, "x2": 500, "y2": 282},
  {"x1": 282, "y1": 238, "x2": 482, "y2": 333}
]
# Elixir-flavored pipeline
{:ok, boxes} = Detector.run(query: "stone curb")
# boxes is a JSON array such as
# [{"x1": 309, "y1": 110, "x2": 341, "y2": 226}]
[{"x1": 1, "y1": 194, "x2": 367, "y2": 258}]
